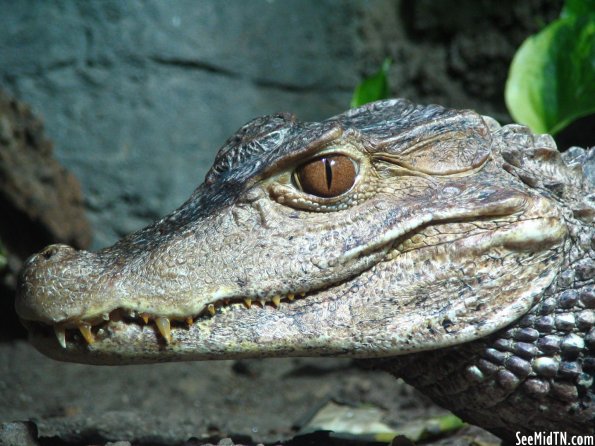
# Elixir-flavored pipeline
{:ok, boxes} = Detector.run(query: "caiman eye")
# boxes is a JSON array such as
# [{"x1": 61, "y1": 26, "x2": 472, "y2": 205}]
[{"x1": 295, "y1": 154, "x2": 356, "y2": 198}]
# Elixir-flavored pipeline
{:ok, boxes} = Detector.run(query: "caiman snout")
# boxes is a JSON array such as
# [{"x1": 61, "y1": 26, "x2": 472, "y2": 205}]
[{"x1": 15, "y1": 243, "x2": 105, "y2": 325}]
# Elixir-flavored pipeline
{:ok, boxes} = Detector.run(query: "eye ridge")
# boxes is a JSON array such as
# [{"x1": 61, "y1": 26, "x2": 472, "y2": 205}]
[{"x1": 295, "y1": 153, "x2": 356, "y2": 198}]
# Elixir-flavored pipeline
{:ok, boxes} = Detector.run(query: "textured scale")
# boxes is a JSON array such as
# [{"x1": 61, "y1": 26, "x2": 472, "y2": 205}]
[{"x1": 372, "y1": 272, "x2": 594, "y2": 439}]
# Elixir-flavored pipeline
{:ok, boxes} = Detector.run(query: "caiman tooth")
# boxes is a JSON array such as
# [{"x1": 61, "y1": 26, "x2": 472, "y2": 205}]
[
  {"x1": 259, "y1": 299, "x2": 266, "y2": 307},
  {"x1": 272, "y1": 295, "x2": 281, "y2": 308},
  {"x1": 287, "y1": 294, "x2": 295, "y2": 301},
  {"x1": 155, "y1": 317, "x2": 172, "y2": 343},
  {"x1": 207, "y1": 304, "x2": 216, "y2": 316},
  {"x1": 299, "y1": 292, "x2": 306, "y2": 297},
  {"x1": 186, "y1": 317, "x2": 193, "y2": 326},
  {"x1": 78, "y1": 322, "x2": 95, "y2": 344},
  {"x1": 140, "y1": 313, "x2": 150, "y2": 324},
  {"x1": 54, "y1": 326, "x2": 66, "y2": 349},
  {"x1": 244, "y1": 298, "x2": 252, "y2": 309}
]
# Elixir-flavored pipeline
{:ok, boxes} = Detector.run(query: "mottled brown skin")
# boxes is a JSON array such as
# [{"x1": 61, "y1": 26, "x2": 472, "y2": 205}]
[{"x1": 15, "y1": 100, "x2": 594, "y2": 440}]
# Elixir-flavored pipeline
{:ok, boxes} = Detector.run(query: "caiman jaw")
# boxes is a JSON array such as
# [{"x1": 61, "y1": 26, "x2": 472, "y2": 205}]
[{"x1": 17, "y1": 190, "x2": 565, "y2": 365}]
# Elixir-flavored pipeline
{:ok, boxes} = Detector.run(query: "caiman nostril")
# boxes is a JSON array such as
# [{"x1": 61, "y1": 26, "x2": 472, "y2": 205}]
[{"x1": 37, "y1": 244, "x2": 76, "y2": 261}]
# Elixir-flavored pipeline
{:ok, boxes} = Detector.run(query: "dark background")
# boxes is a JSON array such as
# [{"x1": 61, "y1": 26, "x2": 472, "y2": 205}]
[{"x1": 0, "y1": 1, "x2": 566, "y2": 445}]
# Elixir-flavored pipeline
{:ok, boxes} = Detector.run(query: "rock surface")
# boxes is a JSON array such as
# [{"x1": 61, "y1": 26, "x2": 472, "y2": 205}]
[
  {"x1": 0, "y1": 90, "x2": 91, "y2": 259},
  {"x1": 0, "y1": 90, "x2": 91, "y2": 341}
]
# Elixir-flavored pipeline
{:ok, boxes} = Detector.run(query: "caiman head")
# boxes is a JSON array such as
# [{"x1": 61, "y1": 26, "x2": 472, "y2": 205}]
[{"x1": 16, "y1": 99, "x2": 584, "y2": 364}]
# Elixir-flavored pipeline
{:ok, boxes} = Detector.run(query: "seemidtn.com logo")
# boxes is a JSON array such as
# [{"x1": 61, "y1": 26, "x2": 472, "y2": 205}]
[{"x1": 516, "y1": 432, "x2": 594, "y2": 446}]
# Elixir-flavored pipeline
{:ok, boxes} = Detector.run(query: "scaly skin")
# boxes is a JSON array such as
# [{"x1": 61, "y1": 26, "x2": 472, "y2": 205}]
[{"x1": 15, "y1": 100, "x2": 594, "y2": 439}]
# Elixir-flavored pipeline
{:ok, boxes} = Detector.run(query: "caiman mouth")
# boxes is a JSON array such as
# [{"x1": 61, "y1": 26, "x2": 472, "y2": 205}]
[
  {"x1": 20, "y1": 199, "x2": 460, "y2": 351},
  {"x1": 23, "y1": 287, "x2": 319, "y2": 349},
  {"x1": 25, "y1": 214, "x2": 562, "y2": 352}
]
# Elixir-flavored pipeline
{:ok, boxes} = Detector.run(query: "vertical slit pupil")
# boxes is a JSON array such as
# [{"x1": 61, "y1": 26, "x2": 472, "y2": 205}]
[{"x1": 324, "y1": 158, "x2": 333, "y2": 191}]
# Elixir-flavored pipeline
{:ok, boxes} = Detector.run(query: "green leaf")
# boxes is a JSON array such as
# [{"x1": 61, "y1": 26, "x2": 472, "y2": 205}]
[
  {"x1": 351, "y1": 58, "x2": 392, "y2": 108},
  {"x1": 562, "y1": 0, "x2": 595, "y2": 18},
  {"x1": 505, "y1": 13, "x2": 595, "y2": 134}
]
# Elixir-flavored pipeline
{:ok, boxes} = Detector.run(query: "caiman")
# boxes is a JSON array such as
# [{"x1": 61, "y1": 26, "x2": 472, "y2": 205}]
[{"x1": 15, "y1": 99, "x2": 595, "y2": 440}]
